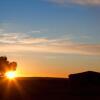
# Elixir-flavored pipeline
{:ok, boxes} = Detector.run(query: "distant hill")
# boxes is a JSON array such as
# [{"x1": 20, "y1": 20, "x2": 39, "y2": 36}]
[
  {"x1": 69, "y1": 71, "x2": 100, "y2": 84},
  {"x1": 69, "y1": 71, "x2": 100, "y2": 78}
]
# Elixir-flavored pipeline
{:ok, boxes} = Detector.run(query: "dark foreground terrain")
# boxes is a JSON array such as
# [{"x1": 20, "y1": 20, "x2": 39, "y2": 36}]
[{"x1": 0, "y1": 71, "x2": 100, "y2": 100}]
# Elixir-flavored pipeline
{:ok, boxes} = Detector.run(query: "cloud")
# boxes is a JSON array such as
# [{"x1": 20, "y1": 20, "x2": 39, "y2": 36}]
[
  {"x1": 18, "y1": 38, "x2": 49, "y2": 44},
  {"x1": 71, "y1": 0, "x2": 100, "y2": 5},
  {"x1": 45, "y1": 0, "x2": 100, "y2": 6},
  {"x1": 0, "y1": 32, "x2": 49, "y2": 44},
  {"x1": 0, "y1": 42, "x2": 100, "y2": 56},
  {"x1": 0, "y1": 29, "x2": 100, "y2": 56},
  {"x1": 0, "y1": 33, "x2": 18, "y2": 44},
  {"x1": 30, "y1": 29, "x2": 48, "y2": 34},
  {"x1": 0, "y1": 29, "x2": 4, "y2": 33},
  {"x1": 31, "y1": 30, "x2": 41, "y2": 34},
  {"x1": 0, "y1": 36, "x2": 100, "y2": 56}
]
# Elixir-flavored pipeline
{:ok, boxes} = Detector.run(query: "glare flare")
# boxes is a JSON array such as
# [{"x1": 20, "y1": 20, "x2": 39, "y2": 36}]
[{"x1": 5, "y1": 71, "x2": 16, "y2": 79}]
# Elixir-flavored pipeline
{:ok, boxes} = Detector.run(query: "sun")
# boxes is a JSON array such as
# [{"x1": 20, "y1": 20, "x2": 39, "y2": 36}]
[{"x1": 5, "y1": 71, "x2": 16, "y2": 79}]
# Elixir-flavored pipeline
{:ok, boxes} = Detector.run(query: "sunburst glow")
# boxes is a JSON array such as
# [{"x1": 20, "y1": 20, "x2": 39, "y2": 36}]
[{"x1": 5, "y1": 71, "x2": 16, "y2": 79}]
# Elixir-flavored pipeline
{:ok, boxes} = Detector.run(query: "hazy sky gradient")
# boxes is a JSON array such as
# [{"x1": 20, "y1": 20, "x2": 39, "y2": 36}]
[{"x1": 0, "y1": 0, "x2": 100, "y2": 77}]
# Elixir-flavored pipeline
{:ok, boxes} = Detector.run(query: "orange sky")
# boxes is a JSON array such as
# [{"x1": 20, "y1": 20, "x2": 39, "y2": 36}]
[{"x1": 6, "y1": 53, "x2": 100, "y2": 78}]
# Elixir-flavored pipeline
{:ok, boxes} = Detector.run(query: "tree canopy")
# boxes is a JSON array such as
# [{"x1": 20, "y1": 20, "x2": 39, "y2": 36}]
[{"x1": 0, "y1": 56, "x2": 17, "y2": 76}]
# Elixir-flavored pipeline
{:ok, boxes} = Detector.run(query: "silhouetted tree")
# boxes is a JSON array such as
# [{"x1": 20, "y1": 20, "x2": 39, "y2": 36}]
[{"x1": 0, "y1": 56, "x2": 17, "y2": 76}]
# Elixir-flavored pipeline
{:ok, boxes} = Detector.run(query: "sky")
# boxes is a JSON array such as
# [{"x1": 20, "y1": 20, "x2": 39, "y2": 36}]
[{"x1": 0, "y1": 0, "x2": 100, "y2": 77}]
